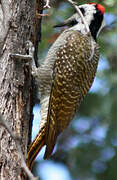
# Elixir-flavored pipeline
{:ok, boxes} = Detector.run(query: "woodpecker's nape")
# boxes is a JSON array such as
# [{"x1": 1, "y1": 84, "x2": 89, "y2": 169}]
[{"x1": 26, "y1": 3, "x2": 105, "y2": 169}]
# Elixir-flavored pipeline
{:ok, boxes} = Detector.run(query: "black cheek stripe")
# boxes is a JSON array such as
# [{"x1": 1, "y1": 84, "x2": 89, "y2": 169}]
[{"x1": 89, "y1": 11, "x2": 103, "y2": 41}]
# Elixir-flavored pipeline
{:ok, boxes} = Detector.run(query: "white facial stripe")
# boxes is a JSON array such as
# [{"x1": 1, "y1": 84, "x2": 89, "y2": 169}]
[
  {"x1": 81, "y1": 4, "x2": 96, "y2": 26},
  {"x1": 69, "y1": 4, "x2": 96, "y2": 34}
]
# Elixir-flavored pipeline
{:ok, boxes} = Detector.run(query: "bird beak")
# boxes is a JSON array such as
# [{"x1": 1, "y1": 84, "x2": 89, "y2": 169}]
[
  {"x1": 54, "y1": 20, "x2": 70, "y2": 28},
  {"x1": 54, "y1": 16, "x2": 78, "y2": 28}
]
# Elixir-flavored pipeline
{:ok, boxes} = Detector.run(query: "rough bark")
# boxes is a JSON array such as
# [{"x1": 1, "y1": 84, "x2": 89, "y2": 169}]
[{"x1": 0, "y1": 0, "x2": 35, "y2": 179}]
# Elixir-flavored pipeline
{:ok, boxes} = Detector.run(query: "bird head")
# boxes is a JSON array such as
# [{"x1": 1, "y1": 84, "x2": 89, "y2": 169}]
[{"x1": 54, "y1": 3, "x2": 105, "y2": 41}]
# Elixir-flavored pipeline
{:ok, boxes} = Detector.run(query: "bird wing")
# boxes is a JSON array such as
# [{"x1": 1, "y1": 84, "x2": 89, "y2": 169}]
[{"x1": 44, "y1": 30, "x2": 98, "y2": 159}]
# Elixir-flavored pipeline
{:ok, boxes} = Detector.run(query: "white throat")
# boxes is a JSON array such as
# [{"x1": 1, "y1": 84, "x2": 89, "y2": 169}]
[{"x1": 69, "y1": 23, "x2": 88, "y2": 35}]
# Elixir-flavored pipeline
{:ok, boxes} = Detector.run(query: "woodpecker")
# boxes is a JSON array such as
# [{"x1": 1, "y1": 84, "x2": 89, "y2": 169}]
[{"x1": 27, "y1": 3, "x2": 105, "y2": 168}]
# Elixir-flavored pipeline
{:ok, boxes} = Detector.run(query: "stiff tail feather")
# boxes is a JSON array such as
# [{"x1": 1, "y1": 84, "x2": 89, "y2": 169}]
[
  {"x1": 44, "y1": 125, "x2": 57, "y2": 160},
  {"x1": 26, "y1": 127, "x2": 45, "y2": 169},
  {"x1": 44, "y1": 139, "x2": 56, "y2": 160}
]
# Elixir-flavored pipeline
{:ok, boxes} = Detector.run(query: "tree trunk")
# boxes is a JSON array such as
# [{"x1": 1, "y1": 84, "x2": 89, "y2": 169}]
[{"x1": 0, "y1": 0, "x2": 35, "y2": 179}]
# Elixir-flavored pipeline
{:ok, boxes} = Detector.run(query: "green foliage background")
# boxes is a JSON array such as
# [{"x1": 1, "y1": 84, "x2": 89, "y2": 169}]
[{"x1": 33, "y1": 0, "x2": 117, "y2": 179}]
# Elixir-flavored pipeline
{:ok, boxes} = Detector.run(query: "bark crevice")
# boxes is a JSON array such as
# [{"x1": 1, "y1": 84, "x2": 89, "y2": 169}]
[{"x1": 0, "y1": 0, "x2": 36, "y2": 179}]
